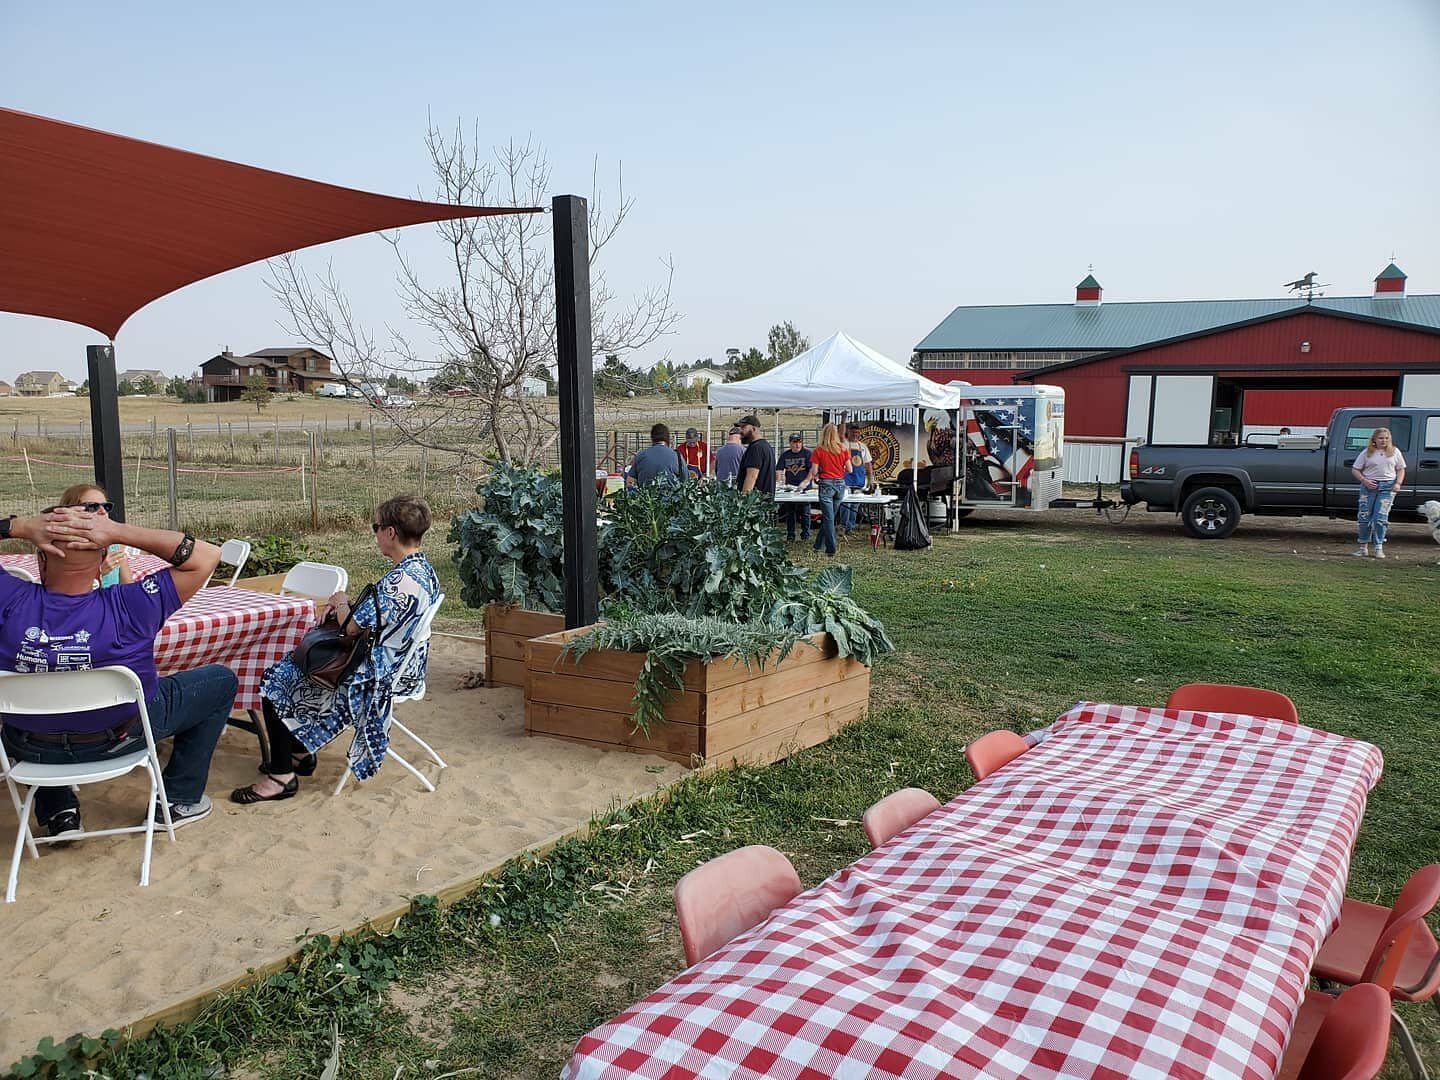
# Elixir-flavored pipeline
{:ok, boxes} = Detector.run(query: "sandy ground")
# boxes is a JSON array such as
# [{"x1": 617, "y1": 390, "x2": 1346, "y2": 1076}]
[{"x1": 0, "y1": 635, "x2": 686, "y2": 1063}]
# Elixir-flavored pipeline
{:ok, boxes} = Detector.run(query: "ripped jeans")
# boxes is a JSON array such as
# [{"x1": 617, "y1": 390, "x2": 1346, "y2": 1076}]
[{"x1": 1357, "y1": 480, "x2": 1396, "y2": 546}]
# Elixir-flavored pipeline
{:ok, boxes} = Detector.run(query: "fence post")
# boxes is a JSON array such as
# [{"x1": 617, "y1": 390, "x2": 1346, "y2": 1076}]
[
  {"x1": 228, "y1": 423, "x2": 235, "y2": 454},
  {"x1": 310, "y1": 430, "x2": 320, "y2": 530},
  {"x1": 187, "y1": 421, "x2": 193, "y2": 458},
  {"x1": 165, "y1": 428, "x2": 178, "y2": 530},
  {"x1": 274, "y1": 418, "x2": 281, "y2": 463},
  {"x1": 150, "y1": 416, "x2": 157, "y2": 456},
  {"x1": 420, "y1": 447, "x2": 429, "y2": 498}
]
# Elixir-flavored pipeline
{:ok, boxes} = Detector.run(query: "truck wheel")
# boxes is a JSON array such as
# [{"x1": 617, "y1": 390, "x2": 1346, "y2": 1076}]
[{"x1": 1181, "y1": 487, "x2": 1241, "y2": 539}]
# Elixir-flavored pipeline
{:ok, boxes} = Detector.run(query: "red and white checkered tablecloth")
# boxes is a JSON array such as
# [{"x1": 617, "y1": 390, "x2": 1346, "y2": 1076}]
[
  {"x1": 565, "y1": 703, "x2": 1384, "y2": 1080},
  {"x1": 0, "y1": 550, "x2": 171, "y2": 580},
  {"x1": 155, "y1": 586, "x2": 314, "y2": 711}
]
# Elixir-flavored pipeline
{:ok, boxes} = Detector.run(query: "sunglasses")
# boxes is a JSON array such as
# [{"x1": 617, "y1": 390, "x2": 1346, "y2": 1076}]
[{"x1": 42, "y1": 501, "x2": 113, "y2": 514}]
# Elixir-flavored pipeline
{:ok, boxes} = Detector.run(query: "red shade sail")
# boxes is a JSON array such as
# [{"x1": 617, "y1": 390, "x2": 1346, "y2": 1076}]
[{"x1": 0, "y1": 107, "x2": 539, "y2": 338}]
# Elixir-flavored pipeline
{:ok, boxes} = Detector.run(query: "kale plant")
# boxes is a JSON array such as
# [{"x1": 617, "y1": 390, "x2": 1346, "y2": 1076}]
[
  {"x1": 450, "y1": 463, "x2": 566, "y2": 612},
  {"x1": 766, "y1": 564, "x2": 896, "y2": 668}
]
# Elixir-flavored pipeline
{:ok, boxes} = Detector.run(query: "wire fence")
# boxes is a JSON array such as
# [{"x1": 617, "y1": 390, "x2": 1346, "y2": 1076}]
[{"x1": 0, "y1": 408, "x2": 826, "y2": 537}]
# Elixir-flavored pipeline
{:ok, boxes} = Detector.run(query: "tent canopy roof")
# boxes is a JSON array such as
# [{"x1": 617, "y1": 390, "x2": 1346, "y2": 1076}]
[
  {"x1": 707, "y1": 330, "x2": 961, "y2": 410},
  {"x1": 0, "y1": 107, "x2": 538, "y2": 338}
]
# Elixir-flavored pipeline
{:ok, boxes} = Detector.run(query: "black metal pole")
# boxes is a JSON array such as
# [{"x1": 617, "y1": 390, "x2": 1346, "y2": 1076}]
[
  {"x1": 87, "y1": 343, "x2": 126, "y2": 522},
  {"x1": 552, "y1": 195, "x2": 598, "y2": 628}
]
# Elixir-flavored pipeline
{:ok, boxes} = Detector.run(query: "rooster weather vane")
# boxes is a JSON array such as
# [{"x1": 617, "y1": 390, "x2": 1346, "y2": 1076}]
[{"x1": 1283, "y1": 271, "x2": 1329, "y2": 300}]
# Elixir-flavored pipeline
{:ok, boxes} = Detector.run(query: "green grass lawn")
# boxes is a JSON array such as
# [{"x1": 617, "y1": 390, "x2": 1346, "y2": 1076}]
[{"x1": 22, "y1": 515, "x2": 1438, "y2": 1078}]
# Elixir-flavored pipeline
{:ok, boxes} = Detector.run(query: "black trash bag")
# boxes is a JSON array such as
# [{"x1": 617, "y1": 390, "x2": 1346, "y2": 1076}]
[{"x1": 894, "y1": 488, "x2": 932, "y2": 550}]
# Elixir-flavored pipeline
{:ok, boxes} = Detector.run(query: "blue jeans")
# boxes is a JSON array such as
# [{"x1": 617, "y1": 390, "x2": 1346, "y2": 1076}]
[
  {"x1": 814, "y1": 479, "x2": 845, "y2": 555},
  {"x1": 1357, "y1": 480, "x2": 1396, "y2": 545},
  {"x1": 839, "y1": 486, "x2": 862, "y2": 529},
  {"x1": 3, "y1": 664, "x2": 237, "y2": 822}
]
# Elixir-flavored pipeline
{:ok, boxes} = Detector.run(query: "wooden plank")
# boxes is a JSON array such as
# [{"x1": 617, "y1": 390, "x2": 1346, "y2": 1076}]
[
  {"x1": 702, "y1": 672, "x2": 871, "y2": 758},
  {"x1": 526, "y1": 671, "x2": 702, "y2": 724},
  {"x1": 525, "y1": 701, "x2": 700, "y2": 757},
  {"x1": 710, "y1": 699, "x2": 868, "y2": 768},
  {"x1": 490, "y1": 631, "x2": 530, "y2": 662},
  {"x1": 518, "y1": 730, "x2": 695, "y2": 765},
  {"x1": 526, "y1": 637, "x2": 707, "y2": 691},
  {"x1": 488, "y1": 656, "x2": 528, "y2": 689},
  {"x1": 486, "y1": 604, "x2": 565, "y2": 640},
  {"x1": 233, "y1": 572, "x2": 286, "y2": 594},
  {"x1": 700, "y1": 633, "x2": 836, "y2": 691},
  {"x1": 704, "y1": 656, "x2": 870, "y2": 722}
]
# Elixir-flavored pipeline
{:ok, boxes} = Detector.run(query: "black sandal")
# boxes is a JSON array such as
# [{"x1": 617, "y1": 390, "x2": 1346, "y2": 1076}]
[{"x1": 229, "y1": 775, "x2": 300, "y2": 804}]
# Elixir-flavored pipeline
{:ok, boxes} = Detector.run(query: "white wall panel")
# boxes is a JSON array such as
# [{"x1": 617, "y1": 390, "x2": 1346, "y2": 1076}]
[
  {"x1": 1151, "y1": 375, "x2": 1214, "y2": 445},
  {"x1": 1126, "y1": 376, "x2": 1152, "y2": 443}
]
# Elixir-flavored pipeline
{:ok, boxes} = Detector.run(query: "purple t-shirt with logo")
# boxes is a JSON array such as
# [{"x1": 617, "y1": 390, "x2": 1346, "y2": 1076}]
[{"x1": 0, "y1": 570, "x2": 182, "y2": 733}]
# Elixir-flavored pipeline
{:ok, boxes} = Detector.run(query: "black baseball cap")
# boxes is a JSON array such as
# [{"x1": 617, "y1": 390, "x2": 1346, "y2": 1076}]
[
  {"x1": 685, "y1": 427, "x2": 700, "y2": 439},
  {"x1": 788, "y1": 432, "x2": 803, "y2": 442},
  {"x1": 738, "y1": 415, "x2": 761, "y2": 428}
]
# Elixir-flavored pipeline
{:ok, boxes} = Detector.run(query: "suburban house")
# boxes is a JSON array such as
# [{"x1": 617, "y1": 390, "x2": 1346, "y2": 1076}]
[
  {"x1": 0, "y1": 381, "x2": 13, "y2": 397},
  {"x1": 117, "y1": 368, "x2": 167, "y2": 388},
  {"x1": 14, "y1": 370, "x2": 70, "y2": 396},
  {"x1": 199, "y1": 347, "x2": 342, "y2": 402},
  {"x1": 676, "y1": 368, "x2": 726, "y2": 388}
]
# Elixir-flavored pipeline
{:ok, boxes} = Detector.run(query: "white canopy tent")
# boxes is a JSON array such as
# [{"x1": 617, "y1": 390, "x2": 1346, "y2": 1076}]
[{"x1": 705, "y1": 330, "x2": 965, "y2": 489}]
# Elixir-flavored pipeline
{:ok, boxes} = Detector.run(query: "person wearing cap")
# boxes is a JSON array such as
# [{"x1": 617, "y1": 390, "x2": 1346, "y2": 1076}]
[
  {"x1": 840, "y1": 424, "x2": 876, "y2": 533},
  {"x1": 715, "y1": 426, "x2": 745, "y2": 485},
  {"x1": 736, "y1": 415, "x2": 776, "y2": 496},
  {"x1": 677, "y1": 427, "x2": 710, "y2": 479},
  {"x1": 776, "y1": 432, "x2": 813, "y2": 541}
]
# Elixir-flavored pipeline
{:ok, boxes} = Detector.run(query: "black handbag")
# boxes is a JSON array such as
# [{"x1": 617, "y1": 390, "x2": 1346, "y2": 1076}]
[{"x1": 292, "y1": 583, "x2": 382, "y2": 689}]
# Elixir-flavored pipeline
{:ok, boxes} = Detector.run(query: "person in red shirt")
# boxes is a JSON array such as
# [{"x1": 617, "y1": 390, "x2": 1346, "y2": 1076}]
[
  {"x1": 799, "y1": 423, "x2": 850, "y2": 556},
  {"x1": 677, "y1": 428, "x2": 710, "y2": 479}
]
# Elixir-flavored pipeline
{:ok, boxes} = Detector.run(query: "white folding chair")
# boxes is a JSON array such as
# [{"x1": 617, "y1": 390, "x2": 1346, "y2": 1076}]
[
  {"x1": 0, "y1": 667, "x2": 175, "y2": 902},
  {"x1": 3, "y1": 564, "x2": 37, "y2": 583},
  {"x1": 280, "y1": 561, "x2": 348, "y2": 599},
  {"x1": 217, "y1": 539, "x2": 252, "y2": 587},
  {"x1": 335, "y1": 593, "x2": 447, "y2": 795}
]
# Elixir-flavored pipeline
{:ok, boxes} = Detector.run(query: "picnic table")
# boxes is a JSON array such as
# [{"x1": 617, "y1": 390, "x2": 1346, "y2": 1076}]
[
  {"x1": 155, "y1": 586, "x2": 314, "y2": 712},
  {"x1": 564, "y1": 702, "x2": 1384, "y2": 1080}
]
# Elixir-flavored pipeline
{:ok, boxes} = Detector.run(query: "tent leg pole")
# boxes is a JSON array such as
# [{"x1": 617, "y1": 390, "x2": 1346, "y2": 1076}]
[
  {"x1": 705, "y1": 408, "x2": 712, "y2": 478},
  {"x1": 913, "y1": 409, "x2": 920, "y2": 495}
]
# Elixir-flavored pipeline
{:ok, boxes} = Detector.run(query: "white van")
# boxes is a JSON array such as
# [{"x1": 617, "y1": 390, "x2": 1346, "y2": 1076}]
[{"x1": 316, "y1": 383, "x2": 350, "y2": 398}]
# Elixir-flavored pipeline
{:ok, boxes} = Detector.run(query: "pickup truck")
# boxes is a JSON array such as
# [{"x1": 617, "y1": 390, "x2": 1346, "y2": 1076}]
[{"x1": 1121, "y1": 406, "x2": 1440, "y2": 539}]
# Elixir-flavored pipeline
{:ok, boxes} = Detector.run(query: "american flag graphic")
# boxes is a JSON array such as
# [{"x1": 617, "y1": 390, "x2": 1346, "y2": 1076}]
[{"x1": 966, "y1": 406, "x2": 1034, "y2": 495}]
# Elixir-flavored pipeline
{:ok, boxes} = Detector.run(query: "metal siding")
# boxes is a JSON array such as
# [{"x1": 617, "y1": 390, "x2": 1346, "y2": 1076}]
[
  {"x1": 921, "y1": 368, "x2": 1023, "y2": 386},
  {"x1": 1242, "y1": 388, "x2": 1393, "y2": 427},
  {"x1": 915, "y1": 294, "x2": 1440, "y2": 351},
  {"x1": 1019, "y1": 312, "x2": 1440, "y2": 436}
]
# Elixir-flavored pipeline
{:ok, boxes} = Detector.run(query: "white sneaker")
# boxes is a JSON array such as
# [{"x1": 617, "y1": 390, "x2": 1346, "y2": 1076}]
[
  {"x1": 1352, "y1": 546, "x2": 1369, "y2": 557},
  {"x1": 1374, "y1": 546, "x2": 1386, "y2": 560}
]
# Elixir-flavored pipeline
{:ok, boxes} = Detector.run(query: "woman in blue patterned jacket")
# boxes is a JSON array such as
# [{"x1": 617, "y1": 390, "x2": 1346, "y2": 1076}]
[{"x1": 230, "y1": 494, "x2": 441, "y2": 804}]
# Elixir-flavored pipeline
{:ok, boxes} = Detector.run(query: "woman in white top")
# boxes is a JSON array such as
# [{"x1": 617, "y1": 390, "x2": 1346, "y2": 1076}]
[{"x1": 1350, "y1": 427, "x2": 1406, "y2": 558}]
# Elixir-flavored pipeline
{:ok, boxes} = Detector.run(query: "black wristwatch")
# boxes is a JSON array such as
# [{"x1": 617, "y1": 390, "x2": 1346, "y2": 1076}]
[
  {"x1": 0, "y1": 515, "x2": 14, "y2": 541},
  {"x1": 169, "y1": 532, "x2": 196, "y2": 566}
]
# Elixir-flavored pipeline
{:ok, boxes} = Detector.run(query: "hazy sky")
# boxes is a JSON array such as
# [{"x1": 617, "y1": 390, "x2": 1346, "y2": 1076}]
[{"x1": 3, "y1": 0, "x2": 1438, "y2": 380}]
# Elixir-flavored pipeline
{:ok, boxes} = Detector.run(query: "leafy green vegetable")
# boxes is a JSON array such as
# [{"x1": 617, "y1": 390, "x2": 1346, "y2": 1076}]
[
  {"x1": 449, "y1": 463, "x2": 568, "y2": 612},
  {"x1": 766, "y1": 564, "x2": 896, "y2": 668}
]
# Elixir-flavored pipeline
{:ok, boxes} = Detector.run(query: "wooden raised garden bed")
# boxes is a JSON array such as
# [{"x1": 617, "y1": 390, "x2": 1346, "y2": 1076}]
[
  {"x1": 485, "y1": 603, "x2": 565, "y2": 689},
  {"x1": 523, "y1": 628, "x2": 870, "y2": 767}
]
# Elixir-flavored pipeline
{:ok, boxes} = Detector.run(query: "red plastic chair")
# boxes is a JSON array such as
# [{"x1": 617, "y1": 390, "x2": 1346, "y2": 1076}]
[
  {"x1": 673, "y1": 845, "x2": 802, "y2": 967},
  {"x1": 965, "y1": 730, "x2": 1029, "y2": 782},
  {"x1": 1310, "y1": 864, "x2": 1440, "y2": 1079},
  {"x1": 862, "y1": 788, "x2": 941, "y2": 848},
  {"x1": 1278, "y1": 984, "x2": 1391, "y2": 1080},
  {"x1": 1165, "y1": 682, "x2": 1300, "y2": 723}
]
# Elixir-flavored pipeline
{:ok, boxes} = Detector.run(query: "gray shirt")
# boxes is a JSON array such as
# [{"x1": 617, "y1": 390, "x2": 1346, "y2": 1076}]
[
  {"x1": 631, "y1": 442, "x2": 685, "y2": 486},
  {"x1": 715, "y1": 441, "x2": 745, "y2": 484}
]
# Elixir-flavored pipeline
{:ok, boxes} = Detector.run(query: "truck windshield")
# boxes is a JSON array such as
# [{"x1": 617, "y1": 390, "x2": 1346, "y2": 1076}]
[{"x1": 1343, "y1": 416, "x2": 1412, "y2": 451}]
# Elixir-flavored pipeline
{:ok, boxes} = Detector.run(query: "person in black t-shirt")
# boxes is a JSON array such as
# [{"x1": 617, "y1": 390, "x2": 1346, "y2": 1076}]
[
  {"x1": 736, "y1": 415, "x2": 776, "y2": 497},
  {"x1": 775, "y1": 432, "x2": 812, "y2": 540}
]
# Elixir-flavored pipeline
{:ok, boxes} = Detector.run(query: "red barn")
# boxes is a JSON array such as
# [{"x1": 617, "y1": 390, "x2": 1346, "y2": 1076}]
[{"x1": 915, "y1": 265, "x2": 1440, "y2": 459}]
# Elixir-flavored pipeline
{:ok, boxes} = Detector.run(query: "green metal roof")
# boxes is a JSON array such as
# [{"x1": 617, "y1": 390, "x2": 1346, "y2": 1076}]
[
  {"x1": 1376, "y1": 262, "x2": 1407, "y2": 280},
  {"x1": 1076, "y1": 274, "x2": 1101, "y2": 289},
  {"x1": 914, "y1": 294, "x2": 1440, "y2": 352}
]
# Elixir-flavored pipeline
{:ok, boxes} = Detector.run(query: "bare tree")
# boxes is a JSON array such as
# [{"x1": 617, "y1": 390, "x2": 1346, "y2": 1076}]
[{"x1": 267, "y1": 125, "x2": 678, "y2": 468}]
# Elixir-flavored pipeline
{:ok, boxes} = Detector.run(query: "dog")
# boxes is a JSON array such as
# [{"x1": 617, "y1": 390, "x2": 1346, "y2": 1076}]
[{"x1": 1421, "y1": 500, "x2": 1440, "y2": 552}]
